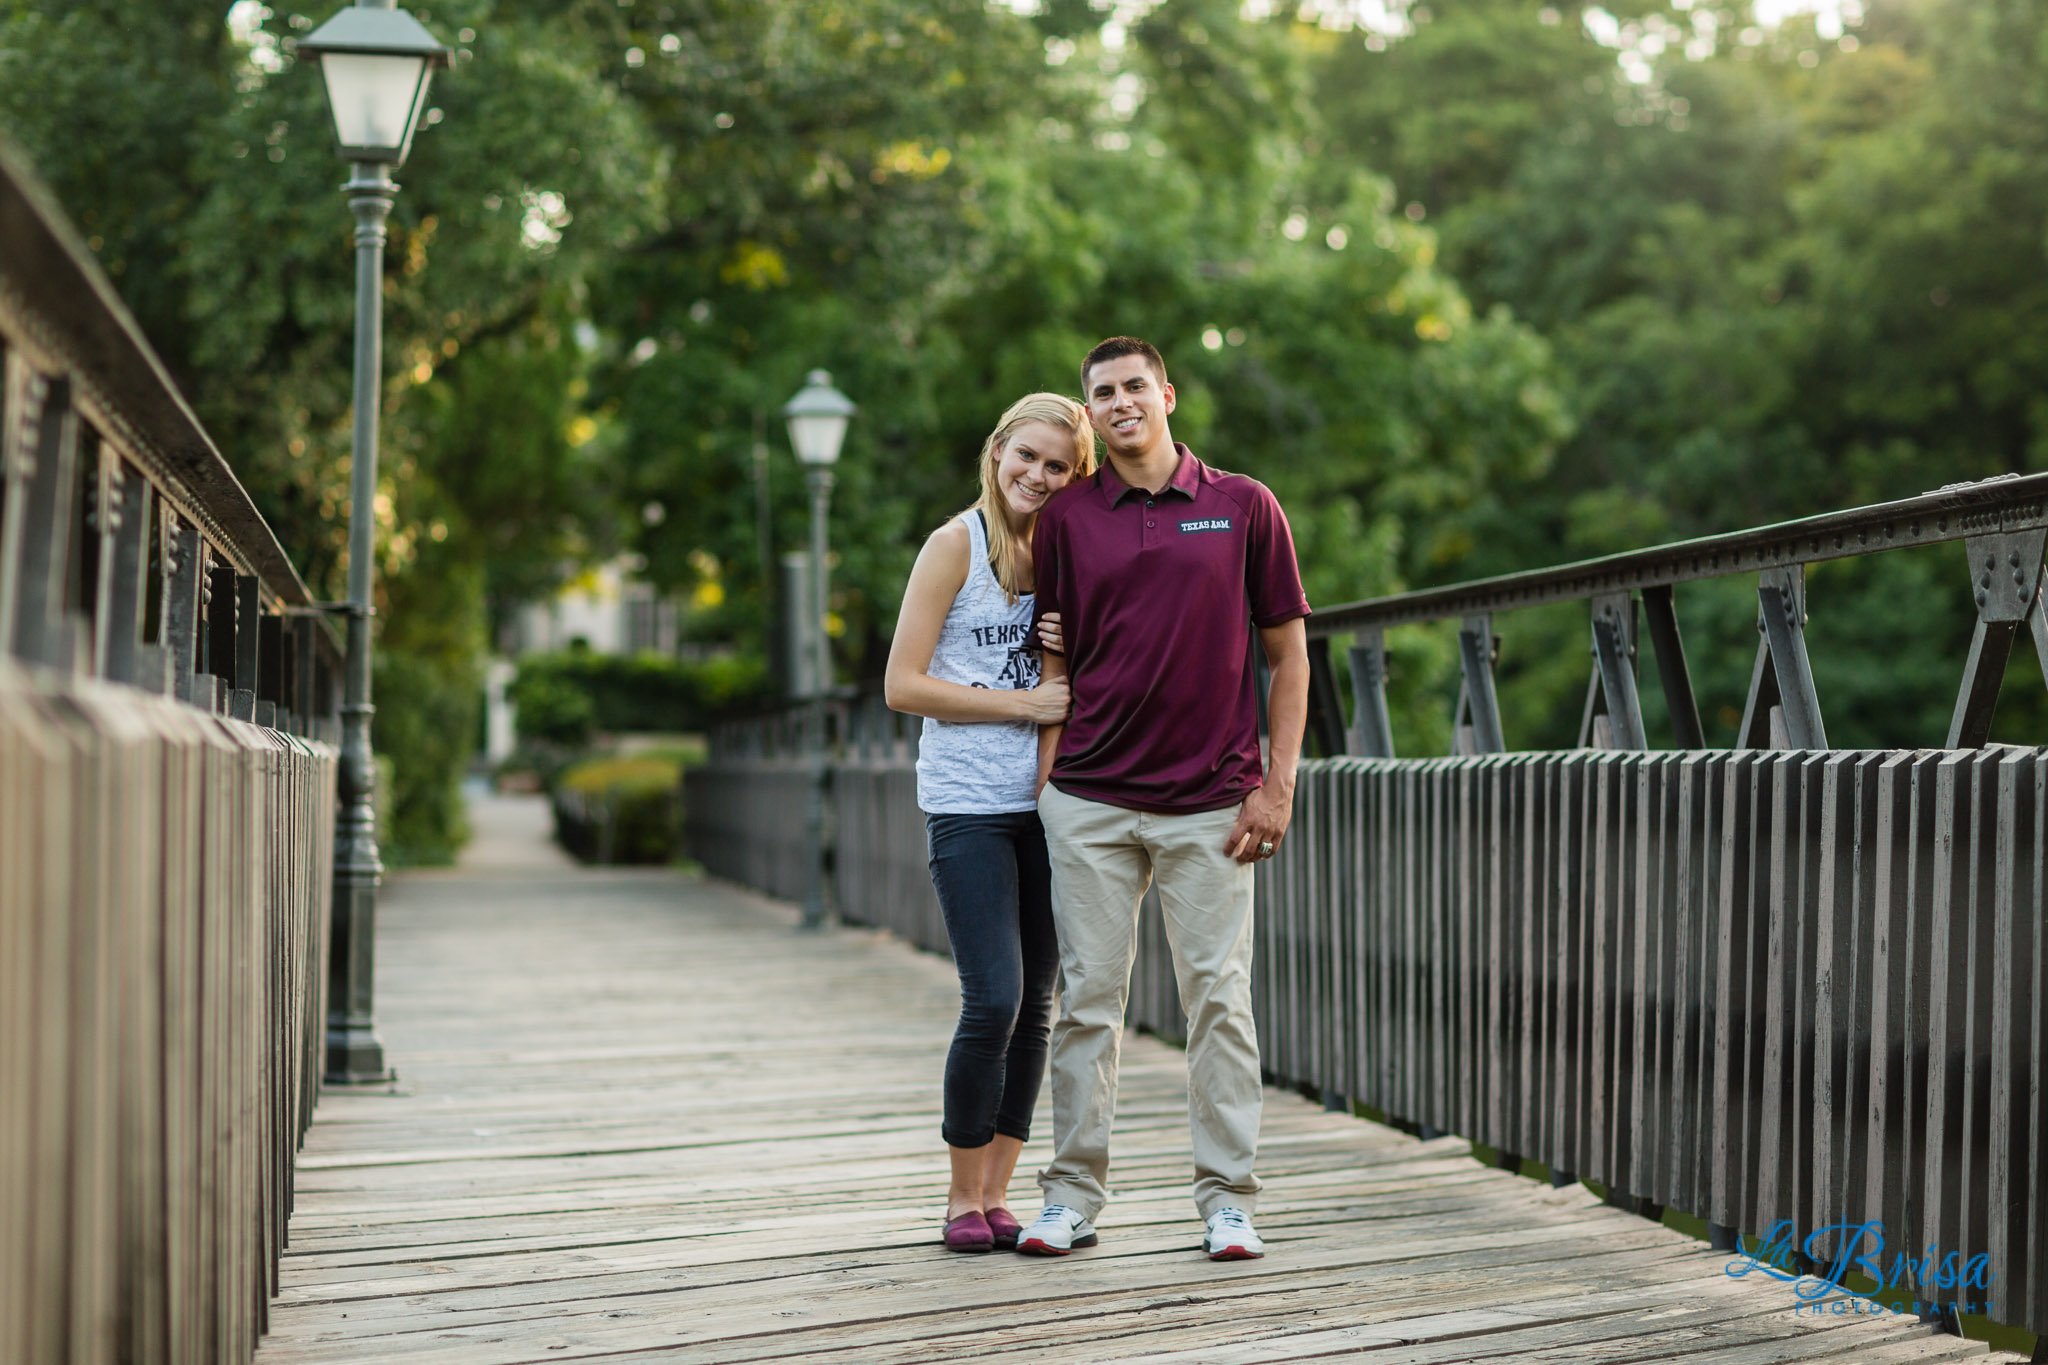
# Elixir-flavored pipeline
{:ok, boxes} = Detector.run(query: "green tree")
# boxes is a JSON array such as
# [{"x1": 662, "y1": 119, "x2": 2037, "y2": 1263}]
[
  {"x1": 590, "y1": 0, "x2": 1568, "y2": 757},
  {"x1": 1310, "y1": 0, "x2": 2048, "y2": 749},
  {"x1": 0, "y1": 0, "x2": 659, "y2": 861}
]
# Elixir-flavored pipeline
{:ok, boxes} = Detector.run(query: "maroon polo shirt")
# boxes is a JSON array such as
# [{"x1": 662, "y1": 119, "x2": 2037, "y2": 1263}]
[{"x1": 1031, "y1": 444, "x2": 1310, "y2": 814}]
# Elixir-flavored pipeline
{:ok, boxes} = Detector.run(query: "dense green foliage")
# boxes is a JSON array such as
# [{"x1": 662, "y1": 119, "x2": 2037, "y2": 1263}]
[
  {"x1": 509, "y1": 647, "x2": 768, "y2": 745},
  {"x1": 6, "y1": 0, "x2": 2046, "y2": 852},
  {"x1": 0, "y1": 0, "x2": 654, "y2": 860},
  {"x1": 1322, "y1": 0, "x2": 2048, "y2": 747}
]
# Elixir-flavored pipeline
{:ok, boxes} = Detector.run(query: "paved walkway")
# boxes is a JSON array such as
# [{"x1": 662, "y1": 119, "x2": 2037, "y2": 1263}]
[
  {"x1": 457, "y1": 786, "x2": 576, "y2": 871},
  {"x1": 253, "y1": 795, "x2": 2015, "y2": 1364}
]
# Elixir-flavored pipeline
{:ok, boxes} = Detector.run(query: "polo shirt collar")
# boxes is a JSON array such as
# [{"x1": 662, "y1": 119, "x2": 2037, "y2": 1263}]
[{"x1": 1099, "y1": 443, "x2": 1202, "y2": 507}]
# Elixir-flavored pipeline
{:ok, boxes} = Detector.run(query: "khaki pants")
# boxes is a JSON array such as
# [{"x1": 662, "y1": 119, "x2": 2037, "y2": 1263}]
[{"x1": 1035, "y1": 783, "x2": 1262, "y2": 1222}]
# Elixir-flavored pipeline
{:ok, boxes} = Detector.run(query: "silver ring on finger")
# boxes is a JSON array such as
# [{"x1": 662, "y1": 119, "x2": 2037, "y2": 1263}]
[{"x1": 1257, "y1": 840, "x2": 1275, "y2": 858}]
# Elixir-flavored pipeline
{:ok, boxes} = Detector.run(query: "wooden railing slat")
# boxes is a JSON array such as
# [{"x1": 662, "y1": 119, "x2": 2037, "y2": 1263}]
[{"x1": 2, "y1": 140, "x2": 340, "y2": 1365}]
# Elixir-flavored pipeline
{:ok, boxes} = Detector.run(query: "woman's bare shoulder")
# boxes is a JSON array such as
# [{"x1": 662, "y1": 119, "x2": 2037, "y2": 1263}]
[{"x1": 907, "y1": 514, "x2": 972, "y2": 595}]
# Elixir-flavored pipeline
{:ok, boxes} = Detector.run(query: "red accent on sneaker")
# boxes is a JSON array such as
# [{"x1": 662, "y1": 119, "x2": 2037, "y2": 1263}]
[
  {"x1": 1016, "y1": 1234, "x2": 1072, "y2": 1256},
  {"x1": 1207, "y1": 1242, "x2": 1264, "y2": 1261}
]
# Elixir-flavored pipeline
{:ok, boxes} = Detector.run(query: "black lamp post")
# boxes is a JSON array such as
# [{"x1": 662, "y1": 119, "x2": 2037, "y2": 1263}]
[
  {"x1": 781, "y1": 370, "x2": 853, "y2": 930},
  {"x1": 299, "y1": 0, "x2": 450, "y2": 1085}
]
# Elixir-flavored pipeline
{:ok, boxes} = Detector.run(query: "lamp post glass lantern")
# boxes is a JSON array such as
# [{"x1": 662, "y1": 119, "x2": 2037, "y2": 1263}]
[
  {"x1": 783, "y1": 369, "x2": 855, "y2": 469},
  {"x1": 300, "y1": 0, "x2": 450, "y2": 1085},
  {"x1": 301, "y1": 2, "x2": 447, "y2": 164},
  {"x1": 781, "y1": 370, "x2": 853, "y2": 931}
]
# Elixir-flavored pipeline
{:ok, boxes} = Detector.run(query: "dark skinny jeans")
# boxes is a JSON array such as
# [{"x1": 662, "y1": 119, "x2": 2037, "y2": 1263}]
[{"x1": 926, "y1": 809, "x2": 1059, "y2": 1149}]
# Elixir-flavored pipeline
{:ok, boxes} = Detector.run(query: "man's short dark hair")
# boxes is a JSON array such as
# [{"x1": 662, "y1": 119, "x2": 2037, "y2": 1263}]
[{"x1": 1081, "y1": 336, "x2": 1167, "y2": 393}]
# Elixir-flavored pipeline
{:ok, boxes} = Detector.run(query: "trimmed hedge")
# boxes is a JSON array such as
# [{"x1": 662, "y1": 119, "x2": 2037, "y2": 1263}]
[
  {"x1": 510, "y1": 649, "x2": 769, "y2": 745},
  {"x1": 552, "y1": 750, "x2": 686, "y2": 865}
]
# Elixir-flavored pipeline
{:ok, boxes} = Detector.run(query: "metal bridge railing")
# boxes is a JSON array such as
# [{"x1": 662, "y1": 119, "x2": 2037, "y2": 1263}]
[
  {"x1": 693, "y1": 473, "x2": 2048, "y2": 1344},
  {"x1": 0, "y1": 136, "x2": 342, "y2": 1364},
  {"x1": 1310, "y1": 471, "x2": 2048, "y2": 757}
]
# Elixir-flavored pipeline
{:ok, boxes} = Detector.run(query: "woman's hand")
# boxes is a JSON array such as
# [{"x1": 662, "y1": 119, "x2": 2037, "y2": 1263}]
[
  {"x1": 1016, "y1": 677, "x2": 1071, "y2": 724},
  {"x1": 1037, "y1": 612, "x2": 1065, "y2": 655}
]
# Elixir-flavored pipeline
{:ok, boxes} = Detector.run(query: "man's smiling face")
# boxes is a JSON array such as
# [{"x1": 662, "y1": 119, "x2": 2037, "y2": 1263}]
[{"x1": 1085, "y1": 353, "x2": 1174, "y2": 460}]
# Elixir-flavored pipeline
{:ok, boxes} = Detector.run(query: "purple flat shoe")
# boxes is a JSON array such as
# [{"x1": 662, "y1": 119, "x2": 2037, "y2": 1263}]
[
  {"x1": 984, "y1": 1207, "x2": 1021, "y2": 1250},
  {"x1": 942, "y1": 1210, "x2": 994, "y2": 1253}
]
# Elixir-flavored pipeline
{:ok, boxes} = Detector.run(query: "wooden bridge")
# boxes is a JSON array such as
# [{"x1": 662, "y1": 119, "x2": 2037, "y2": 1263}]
[
  {"x1": 4, "y1": 116, "x2": 2047, "y2": 1365},
  {"x1": 249, "y1": 794, "x2": 2017, "y2": 1364}
]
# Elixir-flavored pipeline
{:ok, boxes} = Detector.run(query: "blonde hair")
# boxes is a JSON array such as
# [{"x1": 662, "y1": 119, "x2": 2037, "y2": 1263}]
[{"x1": 969, "y1": 392, "x2": 1096, "y2": 604}]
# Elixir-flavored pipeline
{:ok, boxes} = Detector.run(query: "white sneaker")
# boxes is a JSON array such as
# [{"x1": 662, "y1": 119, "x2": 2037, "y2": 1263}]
[
  {"x1": 1015, "y1": 1204, "x2": 1097, "y2": 1255},
  {"x1": 1203, "y1": 1207, "x2": 1264, "y2": 1260}
]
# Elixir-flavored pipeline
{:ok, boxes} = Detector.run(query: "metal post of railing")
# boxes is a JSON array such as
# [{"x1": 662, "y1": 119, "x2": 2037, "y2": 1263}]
[{"x1": 1349, "y1": 630, "x2": 1395, "y2": 758}]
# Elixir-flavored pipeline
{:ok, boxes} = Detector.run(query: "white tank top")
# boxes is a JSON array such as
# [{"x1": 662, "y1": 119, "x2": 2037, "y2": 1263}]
[{"x1": 915, "y1": 511, "x2": 1042, "y2": 814}]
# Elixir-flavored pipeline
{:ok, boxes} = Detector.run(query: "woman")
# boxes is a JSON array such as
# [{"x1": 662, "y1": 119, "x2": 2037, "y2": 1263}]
[{"x1": 883, "y1": 392, "x2": 1095, "y2": 1253}]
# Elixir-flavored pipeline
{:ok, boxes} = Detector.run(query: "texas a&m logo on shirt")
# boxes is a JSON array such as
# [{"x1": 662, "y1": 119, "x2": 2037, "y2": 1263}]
[
  {"x1": 1179, "y1": 517, "x2": 1233, "y2": 534},
  {"x1": 967, "y1": 622, "x2": 1040, "y2": 691}
]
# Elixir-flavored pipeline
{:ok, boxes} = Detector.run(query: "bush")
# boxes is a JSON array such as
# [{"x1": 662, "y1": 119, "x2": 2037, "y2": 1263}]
[
  {"x1": 372, "y1": 645, "x2": 478, "y2": 866},
  {"x1": 508, "y1": 669, "x2": 597, "y2": 746},
  {"x1": 371, "y1": 541, "x2": 488, "y2": 868},
  {"x1": 510, "y1": 649, "x2": 770, "y2": 743},
  {"x1": 552, "y1": 750, "x2": 686, "y2": 864}
]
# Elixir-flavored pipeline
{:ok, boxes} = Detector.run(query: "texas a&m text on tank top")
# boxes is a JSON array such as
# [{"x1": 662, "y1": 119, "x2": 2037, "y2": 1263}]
[{"x1": 916, "y1": 510, "x2": 1042, "y2": 814}]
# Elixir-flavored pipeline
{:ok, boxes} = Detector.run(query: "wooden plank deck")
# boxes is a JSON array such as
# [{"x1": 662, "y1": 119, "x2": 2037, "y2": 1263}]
[{"x1": 255, "y1": 796, "x2": 2021, "y2": 1365}]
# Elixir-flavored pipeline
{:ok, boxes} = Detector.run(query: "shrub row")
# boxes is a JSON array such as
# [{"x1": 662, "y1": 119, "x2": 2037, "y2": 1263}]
[
  {"x1": 550, "y1": 749, "x2": 689, "y2": 865},
  {"x1": 510, "y1": 649, "x2": 769, "y2": 746}
]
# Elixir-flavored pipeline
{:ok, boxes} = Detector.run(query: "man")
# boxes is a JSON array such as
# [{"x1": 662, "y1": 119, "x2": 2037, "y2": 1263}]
[{"x1": 1016, "y1": 336, "x2": 1310, "y2": 1261}]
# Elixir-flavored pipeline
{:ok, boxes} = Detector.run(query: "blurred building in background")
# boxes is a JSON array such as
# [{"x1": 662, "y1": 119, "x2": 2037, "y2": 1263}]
[
  {"x1": 505, "y1": 558, "x2": 680, "y2": 659},
  {"x1": 486, "y1": 558, "x2": 685, "y2": 763}
]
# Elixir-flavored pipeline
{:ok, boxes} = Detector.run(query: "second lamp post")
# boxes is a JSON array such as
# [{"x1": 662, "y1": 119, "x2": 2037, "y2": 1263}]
[
  {"x1": 781, "y1": 370, "x2": 854, "y2": 929},
  {"x1": 298, "y1": 0, "x2": 450, "y2": 1084},
  {"x1": 782, "y1": 370, "x2": 855, "y2": 698}
]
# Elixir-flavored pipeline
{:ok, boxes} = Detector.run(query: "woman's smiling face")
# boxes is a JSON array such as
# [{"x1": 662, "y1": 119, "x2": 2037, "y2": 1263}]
[{"x1": 993, "y1": 420, "x2": 1081, "y2": 522}]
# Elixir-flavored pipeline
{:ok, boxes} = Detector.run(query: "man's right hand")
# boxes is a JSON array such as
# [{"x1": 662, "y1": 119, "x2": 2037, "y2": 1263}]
[{"x1": 1016, "y1": 677, "x2": 1071, "y2": 725}]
